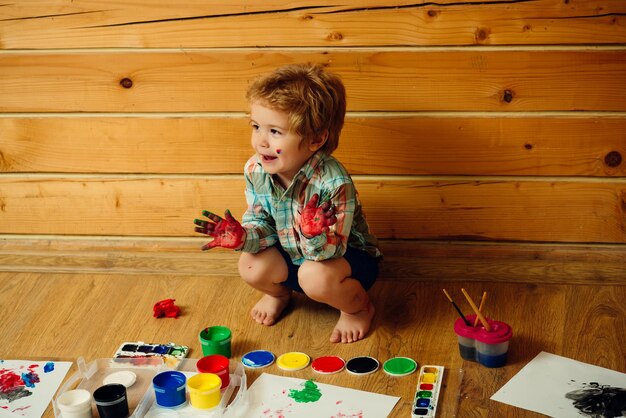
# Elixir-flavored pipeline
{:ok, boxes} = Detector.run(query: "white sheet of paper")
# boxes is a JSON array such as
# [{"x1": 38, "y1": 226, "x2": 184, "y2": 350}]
[
  {"x1": 238, "y1": 373, "x2": 400, "y2": 418},
  {"x1": 491, "y1": 351, "x2": 626, "y2": 418},
  {"x1": 0, "y1": 360, "x2": 72, "y2": 418}
]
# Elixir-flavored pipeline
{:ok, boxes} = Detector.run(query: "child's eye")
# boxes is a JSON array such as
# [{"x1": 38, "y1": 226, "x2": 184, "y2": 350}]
[
  {"x1": 250, "y1": 123, "x2": 259, "y2": 131},
  {"x1": 270, "y1": 128, "x2": 282, "y2": 135}
]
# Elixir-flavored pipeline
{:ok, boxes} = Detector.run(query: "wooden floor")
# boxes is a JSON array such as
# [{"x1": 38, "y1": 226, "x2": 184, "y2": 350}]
[{"x1": 1, "y1": 272, "x2": 624, "y2": 417}]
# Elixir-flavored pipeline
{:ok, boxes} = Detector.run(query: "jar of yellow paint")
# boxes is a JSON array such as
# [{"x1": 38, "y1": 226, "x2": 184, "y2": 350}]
[{"x1": 186, "y1": 373, "x2": 221, "y2": 409}]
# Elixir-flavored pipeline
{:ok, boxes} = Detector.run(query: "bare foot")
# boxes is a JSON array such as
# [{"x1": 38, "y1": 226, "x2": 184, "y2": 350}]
[
  {"x1": 330, "y1": 301, "x2": 375, "y2": 343},
  {"x1": 250, "y1": 293, "x2": 291, "y2": 326}
]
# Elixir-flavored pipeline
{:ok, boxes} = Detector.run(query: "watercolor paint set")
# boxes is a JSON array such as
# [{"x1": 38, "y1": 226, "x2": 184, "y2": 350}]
[
  {"x1": 411, "y1": 365, "x2": 444, "y2": 417},
  {"x1": 115, "y1": 342, "x2": 189, "y2": 359},
  {"x1": 114, "y1": 342, "x2": 189, "y2": 368}
]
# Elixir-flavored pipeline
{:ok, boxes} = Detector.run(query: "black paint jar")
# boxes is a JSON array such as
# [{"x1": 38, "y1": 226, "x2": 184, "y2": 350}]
[{"x1": 93, "y1": 384, "x2": 129, "y2": 418}]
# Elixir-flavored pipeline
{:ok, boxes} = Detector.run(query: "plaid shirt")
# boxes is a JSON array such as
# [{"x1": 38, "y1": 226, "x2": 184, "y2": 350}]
[{"x1": 240, "y1": 152, "x2": 381, "y2": 265}]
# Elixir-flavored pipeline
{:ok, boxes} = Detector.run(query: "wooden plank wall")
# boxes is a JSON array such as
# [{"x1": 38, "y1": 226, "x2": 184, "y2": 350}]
[{"x1": 1, "y1": 0, "x2": 625, "y2": 282}]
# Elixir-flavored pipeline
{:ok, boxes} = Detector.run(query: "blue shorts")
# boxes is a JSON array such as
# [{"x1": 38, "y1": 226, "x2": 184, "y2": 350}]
[{"x1": 274, "y1": 244, "x2": 379, "y2": 293}]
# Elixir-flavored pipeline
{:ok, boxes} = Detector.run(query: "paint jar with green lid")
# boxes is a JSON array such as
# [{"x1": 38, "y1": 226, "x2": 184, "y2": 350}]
[{"x1": 199, "y1": 326, "x2": 232, "y2": 358}]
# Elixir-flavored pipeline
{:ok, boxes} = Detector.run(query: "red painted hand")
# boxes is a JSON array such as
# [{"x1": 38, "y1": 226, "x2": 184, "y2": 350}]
[
  {"x1": 194, "y1": 209, "x2": 245, "y2": 250},
  {"x1": 300, "y1": 193, "x2": 337, "y2": 237}
]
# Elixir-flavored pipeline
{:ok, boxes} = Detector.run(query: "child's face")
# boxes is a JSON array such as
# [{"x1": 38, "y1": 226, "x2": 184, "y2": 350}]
[{"x1": 249, "y1": 101, "x2": 320, "y2": 188}]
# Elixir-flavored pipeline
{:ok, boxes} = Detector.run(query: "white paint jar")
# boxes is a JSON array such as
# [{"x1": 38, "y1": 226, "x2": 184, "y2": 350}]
[{"x1": 56, "y1": 389, "x2": 93, "y2": 418}]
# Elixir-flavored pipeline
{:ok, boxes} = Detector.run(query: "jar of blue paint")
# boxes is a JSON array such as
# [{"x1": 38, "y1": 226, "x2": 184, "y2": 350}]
[
  {"x1": 454, "y1": 315, "x2": 513, "y2": 368},
  {"x1": 152, "y1": 371, "x2": 187, "y2": 408}
]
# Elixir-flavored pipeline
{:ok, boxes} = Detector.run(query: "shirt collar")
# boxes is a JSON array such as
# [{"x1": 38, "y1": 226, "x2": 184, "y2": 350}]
[
  {"x1": 256, "y1": 152, "x2": 326, "y2": 195},
  {"x1": 298, "y1": 151, "x2": 325, "y2": 180}
]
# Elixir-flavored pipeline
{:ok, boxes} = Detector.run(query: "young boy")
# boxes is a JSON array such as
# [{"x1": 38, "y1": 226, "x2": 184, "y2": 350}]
[{"x1": 194, "y1": 63, "x2": 381, "y2": 343}]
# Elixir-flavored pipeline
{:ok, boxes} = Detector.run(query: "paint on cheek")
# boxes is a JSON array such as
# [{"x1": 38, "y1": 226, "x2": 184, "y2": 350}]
[{"x1": 276, "y1": 149, "x2": 282, "y2": 154}]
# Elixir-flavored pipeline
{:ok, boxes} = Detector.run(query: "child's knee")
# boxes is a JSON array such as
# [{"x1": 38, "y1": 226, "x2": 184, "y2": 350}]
[
  {"x1": 237, "y1": 250, "x2": 286, "y2": 286},
  {"x1": 298, "y1": 261, "x2": 337, "y2": 300},
  {"x1": 238, "y1": 252, "x2": 267, "y2": 285}
]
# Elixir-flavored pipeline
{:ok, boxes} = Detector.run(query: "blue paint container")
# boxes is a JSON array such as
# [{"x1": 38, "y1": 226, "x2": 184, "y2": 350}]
[
  {"x1": 152, "y1": 371, "x2": 187, "y2": 408},
  {"x1": 241, "y1": 350, "x2": 275, "y2": 369}
]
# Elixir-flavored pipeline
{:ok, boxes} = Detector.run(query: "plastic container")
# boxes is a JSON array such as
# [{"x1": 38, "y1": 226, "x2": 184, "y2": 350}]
[
  {"x1": 196, "y1": 355, "x2": 229, "y2": 389},
  {"x1": 54, "y1": 358, "x2": 168, "y2": 418},
  {"x1": 453, "y1": 315, "x2": 513, "y2": 368},
  {"x1": 187, "y1": 373, "x2": 221, "y2": 409},
  {"x1": 93, "y1": 384, "x2": 129, "y2": 418},
  {"x1": 54, "y1": 357, "x2": 248, "y2": 418},
  {"x1": 152, "y1": 371, "x2": 187, "y2": 408},
  {"x1": 56, "y1": 389, "x2": 93, "y2": 418}
]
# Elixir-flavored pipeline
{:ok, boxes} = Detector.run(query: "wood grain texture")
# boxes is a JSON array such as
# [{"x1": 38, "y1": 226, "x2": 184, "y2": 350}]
[
  {"x1": 2, "y1": 50, "x2": 626, "y2": 112},
  {"x1": 1, "y1": 176, "x2": 625, "y2": 242},
  {"x1": 1, "y1": 0, "x2": 625, "y2": 48},
  {"x1": 1, "y1": 238, "x2": 625, "y2": 285},
  {"x1": 2, "y1": 116, "x2": 625, "y2": 176},
  {"x1": 0, "y1": 272, "x2": 623, "y2": 418}
]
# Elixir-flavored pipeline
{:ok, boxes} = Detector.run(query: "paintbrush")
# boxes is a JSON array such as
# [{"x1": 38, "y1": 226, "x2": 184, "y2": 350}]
[
  {"x1": 473, "y1": 291, "x2": 487, "y2": 327},
  {"x1": 461, "y1": 288, "x2": 491, "y2": 331},
  {"x1": 442, "y1": 289, "x2": 472, "y2": 326}
]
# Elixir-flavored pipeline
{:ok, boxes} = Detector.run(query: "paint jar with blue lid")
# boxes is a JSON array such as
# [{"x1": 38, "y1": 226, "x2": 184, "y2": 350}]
[
  {"x1": 152, "y1": 371, "x2": 187, "y2": 408},
  {"x1": 454, "y1": 315, "x2": 513, "y2": 368}
]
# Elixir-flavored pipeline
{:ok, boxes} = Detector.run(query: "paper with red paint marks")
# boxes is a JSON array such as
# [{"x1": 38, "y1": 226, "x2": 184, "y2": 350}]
[
  {"x1": 0, "y1": 360, "x2": 71, "y2": 418},
  {"x1": 239, "y1": 373, "x2": 399, "y2": 417}
]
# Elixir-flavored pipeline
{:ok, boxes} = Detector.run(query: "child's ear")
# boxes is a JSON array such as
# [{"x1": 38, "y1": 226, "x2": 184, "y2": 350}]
[{"x1": 308, "y1": 130, "x2": 328, "y2": 152}]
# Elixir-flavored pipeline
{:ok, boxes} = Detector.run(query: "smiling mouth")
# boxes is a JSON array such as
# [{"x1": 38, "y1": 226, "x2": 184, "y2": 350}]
[{"x1": 261, "y1": 154, "x2": 278, "y2": 162}]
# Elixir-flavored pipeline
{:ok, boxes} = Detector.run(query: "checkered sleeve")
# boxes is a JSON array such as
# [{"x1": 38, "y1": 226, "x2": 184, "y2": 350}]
[{"x1": 240, "y1": 166, "x2": 278, "y2": 253}]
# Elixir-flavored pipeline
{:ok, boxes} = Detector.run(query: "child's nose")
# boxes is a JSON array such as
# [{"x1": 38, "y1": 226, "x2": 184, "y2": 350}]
[{"x1": 258, "y1": 130, "x2": 270, "y2": 147}]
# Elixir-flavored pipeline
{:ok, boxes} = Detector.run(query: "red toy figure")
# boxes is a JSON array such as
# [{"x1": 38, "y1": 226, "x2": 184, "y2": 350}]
[{"x1": 153, "y1": 299, "x2": 181, "y2": 318}]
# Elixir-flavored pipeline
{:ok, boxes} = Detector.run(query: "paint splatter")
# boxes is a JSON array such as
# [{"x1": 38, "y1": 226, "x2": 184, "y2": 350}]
[
  {"x1": 0, "y1": 363, "x2": 47, "y2": 404},
  {"x1": 0, "y1": 368, "x2": 34, "y2": 403},
  {"x1": 331, "y1": 411, "x2": 364, "y2": 418},
  {"x1": 12, "y1": 406, "x2": 32, "y2": 412},
  {"x1": 261, "y1": 405, "x2": 292, "y2": 417},
  {"x1": 20, "y1": 372, "x2": 39, "y2": 388},
  {"x1": 565, "y1": 382, "x2": 626, "y2": 418},
  {"x1": 43, "y1": 362, "x2": 54, "y2": 373},
  {"x1": 288, "y1": 380, "x2": 322, "y2": 403}
]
